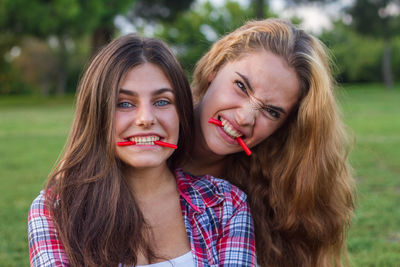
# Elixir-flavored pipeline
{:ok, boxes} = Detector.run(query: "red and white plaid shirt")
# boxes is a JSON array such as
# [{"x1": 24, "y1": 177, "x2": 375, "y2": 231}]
[{"x1": 28, "y1": 169, "x2": 256, "y2": 266}]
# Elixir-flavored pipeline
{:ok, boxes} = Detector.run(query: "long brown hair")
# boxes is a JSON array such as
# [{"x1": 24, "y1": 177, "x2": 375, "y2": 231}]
[
  {"x1": 45, "y1": 35, "x2": 193, "y2": 266},
  {"x1": 192, "y1": 18, "x2": 355, "y2": 266}
]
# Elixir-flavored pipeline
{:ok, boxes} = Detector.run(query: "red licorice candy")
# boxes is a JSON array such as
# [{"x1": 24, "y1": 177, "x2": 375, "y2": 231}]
[
  {"x1": 208, "y1": 117, "x2": 252, "y2": 156},
  {"x1": 116, "y1": 140, "x2": 177, "y2": 149}
]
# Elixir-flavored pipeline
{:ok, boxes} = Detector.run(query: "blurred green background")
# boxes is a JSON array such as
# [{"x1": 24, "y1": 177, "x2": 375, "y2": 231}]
[{"x1": 1, "y1": 0, "x2": 400, "y2": 266}]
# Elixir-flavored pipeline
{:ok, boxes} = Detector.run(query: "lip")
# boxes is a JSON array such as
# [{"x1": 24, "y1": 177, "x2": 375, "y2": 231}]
[
  {"x1": 119, "y1": 133, "x2": 165, "y2": 147},
  {"x1": 216, "y1": 126, "x2": 239, "y2": 145},
  {"x1": 218, "y1": 115, "x2": 247, "y2": 139},
  {"x1": 210, "y1": 116, "x2": 247, "y2": 146}
]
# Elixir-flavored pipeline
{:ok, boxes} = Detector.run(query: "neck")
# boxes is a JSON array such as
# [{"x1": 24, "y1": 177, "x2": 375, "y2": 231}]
[
  {"x1": 183, "y1": 108, "x2": 226, "y2": 177},
  {"x1": 124, "y1": 164, "x2": 176, "y2": 200}
]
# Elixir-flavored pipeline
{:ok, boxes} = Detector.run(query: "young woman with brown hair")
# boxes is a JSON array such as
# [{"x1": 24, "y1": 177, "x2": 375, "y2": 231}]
[
  {"x1": 184, "y1": 18, "x2": 356, "y2": 266},
  {"x1": 28, "y1": 35, "x2": 256, "y2": 266}
]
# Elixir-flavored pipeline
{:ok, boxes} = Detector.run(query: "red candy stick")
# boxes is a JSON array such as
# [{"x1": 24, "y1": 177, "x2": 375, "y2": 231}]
[
  {"x1": 208, "y1": 117, "x2": 252, "y2": 156},
  {"x1": 236, "y1": 137, "x2": 252, "y2": 156},
  {"x1": 208, "y1": 117, "x2": 223, "y2": 127},
  {"x1": 117, "y1": 141, "x2": 136, "y2": 146},
  {"x1": 154, "y1": 140, "x2": 177, "y2": 149},
  {"x1": 116, "y1": 140, "x2": 177, "y2": 149}
]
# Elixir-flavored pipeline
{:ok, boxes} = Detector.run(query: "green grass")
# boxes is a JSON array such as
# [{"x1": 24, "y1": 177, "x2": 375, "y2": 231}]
[
  {"x1": 0, "y1": 96, "x2": 75, "y2": 266},
  {"x1": 0, "y1": 85, "x2": 399, "y2": 266},
  {"x1": 337, "y1": 85, "x2": 400, "y2": 266}
]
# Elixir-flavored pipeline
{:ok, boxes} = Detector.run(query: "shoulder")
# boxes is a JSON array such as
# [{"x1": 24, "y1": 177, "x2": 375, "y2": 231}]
[
  {"x1": 28, "y1": 190, "x2": 56, "y2": 238},
  {"x1": 200, "y1": 173, "x2": 248, "y2": 206},
  {"x1": 175, "y1": 168, "x2": 248, "y2": 210},
  {"x1": 28, "y1": 191, "x2": 69, "y2": 266},
  {"x1": 28, "y1": 190, "x2": 52, "y2": 221}
]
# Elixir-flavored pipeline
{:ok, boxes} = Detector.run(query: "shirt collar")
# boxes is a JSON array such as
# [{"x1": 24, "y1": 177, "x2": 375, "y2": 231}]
[{"x1": 175, "y1": 168, "x2": 224, "y2": 213}]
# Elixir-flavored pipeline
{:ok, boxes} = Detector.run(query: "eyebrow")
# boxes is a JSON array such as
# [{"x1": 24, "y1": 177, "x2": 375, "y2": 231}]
[
  {"x1": 119, "y1": 88, "x2": 174, "y2": 97},
  {"x1": 235, "y1": 72, "x2": 288, "y2": 115}
]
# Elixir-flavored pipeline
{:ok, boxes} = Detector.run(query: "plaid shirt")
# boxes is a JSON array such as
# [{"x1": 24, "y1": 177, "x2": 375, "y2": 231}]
[{"x1": 28, "y1": 169, "x2": 256, "y2": 266}]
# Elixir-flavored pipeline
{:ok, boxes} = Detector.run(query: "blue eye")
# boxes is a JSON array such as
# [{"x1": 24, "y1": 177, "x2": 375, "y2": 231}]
[
  {"x1": 155, "y1": 100, "x2": 170, "y2": 107},
  {"x1": 117, "y1": 102, "x2": 133, "y2": 108}
]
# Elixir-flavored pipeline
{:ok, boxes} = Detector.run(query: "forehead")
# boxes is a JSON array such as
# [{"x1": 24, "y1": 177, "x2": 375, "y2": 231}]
[
  {"x1": 220, "y1": 51, "x2": 300, "y2": 104},
  {"x1": 120, "y1": 63, "x2": 172, "y2": 91}
]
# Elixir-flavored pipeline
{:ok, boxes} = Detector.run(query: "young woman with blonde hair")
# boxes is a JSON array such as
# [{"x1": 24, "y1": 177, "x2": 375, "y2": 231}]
[
  {"x1": 184, "y1": 18, "x2": 356, "y2": 266},
  {"x1": 28, "y1": 35, "x2": 256, "y2": 266}
]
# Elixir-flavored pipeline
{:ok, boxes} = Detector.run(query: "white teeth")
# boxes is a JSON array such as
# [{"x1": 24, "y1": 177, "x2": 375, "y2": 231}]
[
  {"x1": 129, "y1": 135, "x2": 160, "y2": 145},
  {"x1": 220, "y1": 118, "x2": 242, "y2": 138}
]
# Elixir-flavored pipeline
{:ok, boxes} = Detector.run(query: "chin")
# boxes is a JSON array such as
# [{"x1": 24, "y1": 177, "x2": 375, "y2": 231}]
[
  {"x1": 121, "y1": 156, "x2": 166, "y2": 169},
  {"x1": 132, "y1": 160, "x2": 166, "y2": 169},
  {"x1": 214, "y1": 148, "x2": 240, "y2": 156},
  {"x1": 207, "y1": 140, "x2": 236, "y2": 156}
]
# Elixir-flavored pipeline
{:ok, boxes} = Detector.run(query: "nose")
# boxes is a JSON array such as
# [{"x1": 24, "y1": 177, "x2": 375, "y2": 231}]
[
  {"x1": 234, "y1": 100, "x2": 256, "y2": 127},
  {"x1": 135, "y1": 103, "x2": 155, "y2": 128}
]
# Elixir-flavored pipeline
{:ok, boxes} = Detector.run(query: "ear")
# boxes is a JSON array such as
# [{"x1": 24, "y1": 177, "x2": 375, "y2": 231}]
[{"x1": 207, "y1": 71, "x2": 216, "y2": 83}]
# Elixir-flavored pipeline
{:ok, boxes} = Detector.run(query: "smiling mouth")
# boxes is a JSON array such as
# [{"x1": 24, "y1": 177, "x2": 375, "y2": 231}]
[
  {"x1": 219, "y1": 117, "x2": 243, "y2": 139},
  {"x1": 128, "y1": 135, "x2": 160, "y2": 145}
]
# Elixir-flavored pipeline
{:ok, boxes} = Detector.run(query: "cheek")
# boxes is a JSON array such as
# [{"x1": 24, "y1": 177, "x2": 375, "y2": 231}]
[
  {"x1": 200, "y1": 86, "x2": 234, "y2": 116},
  {"x1": 199, "y1": 88, "x2": 216, "y2": 111},
  {"x1": 115, "y1": 111, "x2": 136, "y2": 135},
  {"x1": 115, "y1": 147, "x2": 125, "y2": 162},
  {"x1": 253, "y1": 119, "x2": 279, "y2": 143},
  {"x1": 164, "y1": 110, "x2": 180, "y2": 139},
  {"x1": 115, "y1": 112, "x2": 127, "y2": 136}
]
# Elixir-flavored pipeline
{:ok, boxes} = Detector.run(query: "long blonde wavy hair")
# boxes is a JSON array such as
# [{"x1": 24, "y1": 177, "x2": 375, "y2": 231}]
[{"x1": 192, "y1": 18, "x2": 356, "y2": 267}]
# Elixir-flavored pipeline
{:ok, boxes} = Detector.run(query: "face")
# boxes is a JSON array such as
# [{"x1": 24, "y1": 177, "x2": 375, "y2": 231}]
[
  {"x1": 198, "y1": 50, "x2": 300, "y2": 156},
  {"x1": 115, "y1": 63, "x2": 179, "y2": 170}
]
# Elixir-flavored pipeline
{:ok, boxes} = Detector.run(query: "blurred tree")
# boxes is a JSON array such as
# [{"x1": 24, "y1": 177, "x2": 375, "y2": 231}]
[
  {"x1": 0, "y1": 33, "x2": 27, "y2": 94},
  {"x1": 0, "y1": 42, "x2": 31, "y2": 94},
  {"x1": 320, "y1": 21, "x2": 383, "y2": 83},
  {"x1": 253, "y1": 0, "x2": 267, "y2": 19},
  {"x1": 0, "y1": 0, "x2": 135, "y2": 52},
  {"x1": 154, "y1": 1, "x2": 275, "y2": 76},
  {"x1": 345, "y1": 0, "x2": 400, "y2": 88},
  {"x1": 151, "y1": 0, "x2": 311, "y2": 77},
  {"x1": 124, "y1": 0, "x2": 197, "y2": 38},
  {"x1": 251, "y1": 0, "x2": 316, "y2": 19},
  {"x1": 252, "y1": 0, "x2": 400, "y2": 85},
  {"x1": 131, "y1": 0, "x2": 196, "y2": 22},
  {"x1": 0, "y1": 0, "x2": 135, "y2": 95},
  {"x1": 13, "y1": 38, "x2": 59, "y2": 95}
]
